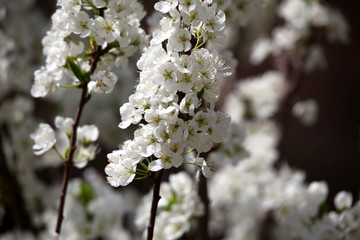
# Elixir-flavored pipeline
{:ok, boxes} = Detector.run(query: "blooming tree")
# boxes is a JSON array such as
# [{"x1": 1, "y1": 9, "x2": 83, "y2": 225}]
[{"x1": 0, "y1": 0, "x2": 359, "y2": 240}]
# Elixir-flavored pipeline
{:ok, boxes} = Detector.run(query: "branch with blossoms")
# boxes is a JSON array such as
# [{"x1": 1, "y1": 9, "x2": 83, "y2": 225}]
[
  {"x1": 105, "y1": 0, "x2": 231, "y2": 239},
  {"x1": 29, "y1": 0, "x2": 146, "y2": 236}
]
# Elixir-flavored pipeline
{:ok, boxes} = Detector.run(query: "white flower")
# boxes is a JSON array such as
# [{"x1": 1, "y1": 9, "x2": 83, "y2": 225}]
[
  {"x1": 209, "y1": 111, "x2": 231, "y2": 143},
  {"x1": 273, "y1": 26, "x2": 300, "y2": 51},
  {"x1": 327, "y1": 7, "x2": 349, "y2": 44},
  {"x1": 118, "y1": 102, "x2": 143, "y2": 129},
  {"x1": 239, "y1": 71, "x2": 285, "y2": 120},
  {"x1": 93, "y1": 16, "x2": 117, "y2": 45},
  {"x1": 250, "y1": 38, "x2": 273, "y2": 65},
  {"x1": 72, "y1": 11, "x2": 93, "y2": 38},
  {"x1": 151, "y1": 11, "x2": 181, "y2": 45},
  {"x1": 148, "y1": 147, "x2": 183, "y2": 171},
  {"x1": 105, "y1": 153, "x2": 137, "y2": 187},
  {"x1": 92, "y1": 0, "x2": 107, "y2": 8},
  {"x1": 134, "y1": 126, "x2": 159, "y2": 157},
  {"x1": 194, "y1": 157, "x2": 213, "y2": 178},
  {"x1": 168, "y1": 28, "x2": 192, "y2": 52},
  {"x1": 55, "y1": 116, "x2": 74, "y2": 136},
  {"x1": 74, "y1": 145, "x2": 97, "y2": 168},
  {"x1": 334, "y1": 191, "x2": 353, "y2": 211},
  {"x1": 292, "y1": 99, "x2": 318, "y2": 126},
  {"x1": 77, "y1": 125, "x2": 99, "y2": 144},
  {"x1": 279, "y1": 0, "x2": 312, "y2": 28},
  {"x1": 88, "y1": 70, "x2": 118, "y2": 94},
  {"x1": 51, "y1": 9, "x2": 74, "y2": 37},
  {"x1": 31, "y1": 123, "x2": 56, "y2": 155},
  {"x1": 31, "y1": 67, "x2": 56, "y2": 98},
  {"x1": 309, "y1": 2, "x2": 329, "y2": 27},
  {"x1": 179, "y1": 93, "x2": 199, "y2": 115},
  {"x1": 155, "y1": 0, "x2": 179, "y2": 13},
  {"x1": 189, "y1": 110, "x2": 216, "y2": 132},
  {"x1": 307, "y1": 181, "x2": 328, "y2": 206},
  {"x1": 57, "y1": 0, "x2": 82, "y2": 13},
  {"x1": 203, "y1": 7, "x2": 226, "y2": 33}
]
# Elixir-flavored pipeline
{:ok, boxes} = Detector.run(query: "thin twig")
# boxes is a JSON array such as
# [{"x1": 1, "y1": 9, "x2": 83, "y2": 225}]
[
  {"x1": 55, "y1": 84, "x2": 90, "y2": 234},
  {"x1": 54, "y1": 43, "x2": 110, "y2": 235},
  {"x1": 197, "y1": 173, "x2": 210, "y2": 240},
  {"x1": 147, "y1": 169, "x2": 164, "y2": 240}
]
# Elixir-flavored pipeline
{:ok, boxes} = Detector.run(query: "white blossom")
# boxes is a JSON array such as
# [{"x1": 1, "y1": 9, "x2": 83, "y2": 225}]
[
  {"x1": 31, "y1": 123, "x2": 56, "y2": 155},
  {"x1": 334, "y1": 191, "x2": 353, "y2": 211},
  {"x1": 292, "y1": 99, "x2": 318, "y2": 126},
  {"x1": 88, "y1": 70, "x2": 118, "y2": 94},
  {"x1": 105, "y1": 157, "x2": 137, "y2": 187}
]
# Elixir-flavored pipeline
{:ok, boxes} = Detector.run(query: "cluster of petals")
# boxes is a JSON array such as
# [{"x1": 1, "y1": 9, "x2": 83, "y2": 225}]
[
  {"x1": 31, "y1": 0, "x2": 146, "y2": 98},
  {"x1": 250, "y1": 0, "x2": 349, "y2": 70},
  {"x1": 31, "y1": 116, "x2": 99, "y2": 168},
  {"x1": 105, "y1": 0, "x2": 231, "y2": 187}
]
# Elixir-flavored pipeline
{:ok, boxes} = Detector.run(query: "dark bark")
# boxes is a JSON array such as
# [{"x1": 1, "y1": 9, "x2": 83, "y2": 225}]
[
  {"x1": 197, "y1": 173, "x2": 210, "y2": 240},
  {"x1": 147, "y1": 169, "x2": 164, "y2": 240}
]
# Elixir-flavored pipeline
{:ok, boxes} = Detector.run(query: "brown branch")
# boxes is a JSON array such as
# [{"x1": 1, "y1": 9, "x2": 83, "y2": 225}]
[
  {"x1": 257, "y1": 210, "x2": 274, "y2": 240},
  {"x1": 54, "y1": 42, "x2": 110, "y2": 235},
  {"x1": 147, "y1": 169, "x2": 164, "y2": 240},
  {"x1": 55, "y1": 83, "x2": 90, "y2": 234},
  {"x1": 197, "y1": 173, "x2": 210, "y2": 240}
]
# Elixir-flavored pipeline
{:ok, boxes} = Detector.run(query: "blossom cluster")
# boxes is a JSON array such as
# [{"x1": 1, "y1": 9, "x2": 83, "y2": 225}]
[
  {"x1": 207, "y1": 74, "x2": 359, "y2": 239},
  {"x1": 250, "y1": 0, "x2": 349, "y2": 72},
  {"x1": 237, "y1": 71, "x2": 285, "y2": 120},
  {"x1": 105, "y1": 0, "x2": 231, "y2": 187},
  {"x1": 31, "y1": 0, "x2": 146, "y2": 97},
  {"x1": 135, "y1": 172, "x2": 203, "y2": 240},
  {"x1": 31, "y1": 116, "x2": 99, "y2": 168},
  {"x1": 209, "y1": 153, "x2": 360, "y2": 240}
]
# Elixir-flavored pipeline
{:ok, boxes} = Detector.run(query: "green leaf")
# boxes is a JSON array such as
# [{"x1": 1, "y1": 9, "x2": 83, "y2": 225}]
[
  {"x1": 197, "y1": 87, "x2": 205, "y2": 100},
  {"x1": 65, "y1": 57, "x2": 84, "y2": 82},
  {"x1": 77, "y1": 182, "x2": 95, "y2": 207},
  {"x1": 83, "y1": 72, "x2": 91, "y2": 83}
]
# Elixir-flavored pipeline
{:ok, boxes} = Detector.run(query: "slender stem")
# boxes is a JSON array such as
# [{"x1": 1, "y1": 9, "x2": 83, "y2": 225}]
[
  {"x1": 55, "y1": 84, "x2": 90, "y2": 234},
  {"x1": 54, "y1": 40, "x2": 109, "y2": 235},
  {"x1": 197, "y1": 173, "x2": 210, "y2": 240},
  {"x1": 147, "y1": 169, "x2": 164, "y2": 240},
  {"x1": 139, "y1": 161, "x2": 149, "y2": 171}
]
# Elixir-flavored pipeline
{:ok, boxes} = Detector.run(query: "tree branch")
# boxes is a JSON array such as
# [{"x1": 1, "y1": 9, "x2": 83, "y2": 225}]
[
  {"x1": 197, "y1": 173, "x2": 210, "y2": 240},
  {"x1": 147, "y1": 169, "x2": 164, "y2": 240},
  {"x1": 55, "y1": 83, "x2": 90, "y2": 234},
  {"x1": 54, "y1": 43, "x2": 109, "y2": 235}
]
